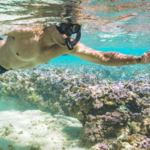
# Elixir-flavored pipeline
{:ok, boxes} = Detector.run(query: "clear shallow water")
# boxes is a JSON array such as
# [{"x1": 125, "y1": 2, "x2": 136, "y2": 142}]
[{"x1": 0, "y1": 0, "x2": 150, "y2": 150}]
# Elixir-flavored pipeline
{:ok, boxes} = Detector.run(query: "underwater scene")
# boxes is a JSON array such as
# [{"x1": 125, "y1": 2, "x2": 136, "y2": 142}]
[{"x1": 0, "y1": 0, "x2": 150, "y2": 150}]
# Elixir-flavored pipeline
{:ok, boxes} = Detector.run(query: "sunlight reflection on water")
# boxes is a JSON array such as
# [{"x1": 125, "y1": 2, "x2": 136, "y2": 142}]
[{"x1": 0, "y1": 0, "x2": 150, "y2": 49}]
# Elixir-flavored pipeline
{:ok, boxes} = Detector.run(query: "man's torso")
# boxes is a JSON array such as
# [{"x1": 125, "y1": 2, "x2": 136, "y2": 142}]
[{"x1": 0, "y1": 26, "x2": 69, "y2": 71}]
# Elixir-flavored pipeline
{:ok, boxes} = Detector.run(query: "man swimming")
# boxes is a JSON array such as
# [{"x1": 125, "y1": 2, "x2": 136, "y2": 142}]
[{"x1": 0, "y1": 23, "x2": 149, "y2": 74}]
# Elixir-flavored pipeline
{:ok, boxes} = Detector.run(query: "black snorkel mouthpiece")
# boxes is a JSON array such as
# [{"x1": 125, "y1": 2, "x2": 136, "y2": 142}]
[
  {"x1": 56, "y1": 23, "x2": 82, "y2": 50},
  {"x1": 65, "y1": 30, "x2": 81, "y2": 50}
]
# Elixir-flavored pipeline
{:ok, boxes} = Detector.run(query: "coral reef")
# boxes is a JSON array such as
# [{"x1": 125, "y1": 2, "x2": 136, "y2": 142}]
[
  {"x1": 140, "y1": 138, "x2": 150, "y2": 150},
  {"x1": 98, "y1": 143, "x2": 109, "y2": 150},
  {"x1": 0, "y1": 64, "x2": 150, "y2": 149}
]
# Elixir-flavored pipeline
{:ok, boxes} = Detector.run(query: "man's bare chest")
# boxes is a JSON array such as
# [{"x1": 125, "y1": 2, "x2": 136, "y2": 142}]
[
  {"x1": 0, "y1": 37, "x2": 42, "y2": 70},
  {"x1": 10, "y1": 38, "x2": 40, "y2": 61}
]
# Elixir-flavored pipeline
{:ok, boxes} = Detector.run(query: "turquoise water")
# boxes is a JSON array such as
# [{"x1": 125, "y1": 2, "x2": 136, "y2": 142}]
[{"x1": 0, "y1": 0, "x2": 150, "y2": 150}]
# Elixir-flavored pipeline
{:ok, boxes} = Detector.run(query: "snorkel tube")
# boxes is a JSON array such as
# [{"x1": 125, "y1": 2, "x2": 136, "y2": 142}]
[{"x1": 56, "y1": 23, "x2": 82, "y2": 50}]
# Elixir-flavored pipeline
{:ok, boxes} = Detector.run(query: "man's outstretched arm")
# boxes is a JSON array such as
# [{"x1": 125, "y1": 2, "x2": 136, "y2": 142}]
[{"x1": 70, "y1": 42, "x2": 150, "y2": 66}]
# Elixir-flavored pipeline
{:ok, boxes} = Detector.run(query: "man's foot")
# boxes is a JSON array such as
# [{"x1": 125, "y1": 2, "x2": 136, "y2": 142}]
[{"x1": 141, "y1": 50, "x2": 150, "y2": 65}]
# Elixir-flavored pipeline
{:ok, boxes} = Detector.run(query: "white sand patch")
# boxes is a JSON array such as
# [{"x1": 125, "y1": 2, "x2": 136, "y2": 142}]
[{"x1": 0, "y1": 98, "x2": 87, "y2": 150}]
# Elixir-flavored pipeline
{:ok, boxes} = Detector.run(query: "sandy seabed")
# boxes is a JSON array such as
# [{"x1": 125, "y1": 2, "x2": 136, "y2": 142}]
[{"x1": 0, "y1": 97, "x2": 87, "y2": 150}]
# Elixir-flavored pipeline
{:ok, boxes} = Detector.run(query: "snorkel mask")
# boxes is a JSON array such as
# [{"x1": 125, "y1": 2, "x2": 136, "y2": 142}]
[{"x1": 56, "y1": 23, "x2": 82, "y2": 50}]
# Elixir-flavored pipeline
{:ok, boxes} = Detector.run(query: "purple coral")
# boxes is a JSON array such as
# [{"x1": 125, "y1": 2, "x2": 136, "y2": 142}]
[
  {"x1": 98, "y1": 143, "x2": 108, "y2": 150},
  {"x1": 140, "y1": 138, "x2": 150, "y2": 150},
  {"x1": 102, "y1": 109, "x2": 129, "y2": 125}
]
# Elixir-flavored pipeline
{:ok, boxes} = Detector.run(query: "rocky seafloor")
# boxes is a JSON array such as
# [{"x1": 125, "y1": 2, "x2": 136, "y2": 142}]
[{"x1": 0, "y1": 57, "x2": 150, "y2": 150}]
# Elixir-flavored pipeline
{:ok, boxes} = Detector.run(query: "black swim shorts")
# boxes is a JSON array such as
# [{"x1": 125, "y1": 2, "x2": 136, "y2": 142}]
[
  {"x1": 0, "y1": 65, "x2": 8, "y2": 74},
  {"x1": 0, "y1": 37, "x2": 8, "y2": 74}
]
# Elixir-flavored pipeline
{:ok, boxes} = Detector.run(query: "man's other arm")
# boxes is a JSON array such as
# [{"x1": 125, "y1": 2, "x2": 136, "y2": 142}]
[{"x1": 70, "y1": 42, "x2": 150, "y2": 66}]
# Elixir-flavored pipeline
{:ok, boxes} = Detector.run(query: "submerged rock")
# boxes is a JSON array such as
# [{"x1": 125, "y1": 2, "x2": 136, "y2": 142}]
[{"x1": 0, "y1": 66, "x2": 150, "y2": 148}]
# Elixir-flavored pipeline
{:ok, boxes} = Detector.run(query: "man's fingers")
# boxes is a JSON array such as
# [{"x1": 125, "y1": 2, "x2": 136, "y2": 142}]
[
  {"x1": 141, "y1": 51, "x2": 150, "y2": 65},
  {"x1": 63, "y1": 34, "x2": 70, "y2": 39}
]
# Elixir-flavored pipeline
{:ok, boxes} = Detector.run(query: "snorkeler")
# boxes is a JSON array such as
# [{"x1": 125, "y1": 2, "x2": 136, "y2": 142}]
[{"x1": 0, "y1": 23, "x2": 150, "y2": 74}]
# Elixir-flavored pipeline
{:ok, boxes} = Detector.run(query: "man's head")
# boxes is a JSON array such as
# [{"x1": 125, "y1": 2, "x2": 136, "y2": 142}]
[{"x1": 56, "y1": 23, "x2": 81, "y2": 50}]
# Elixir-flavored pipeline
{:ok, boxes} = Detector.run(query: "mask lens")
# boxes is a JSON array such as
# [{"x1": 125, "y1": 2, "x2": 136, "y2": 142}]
[
  {"x1": 72, "y1": 24, "x2": 80, "y2": 33},
  {"x1": 61, "y1": 23, "x2": 68, "y2": 31}
]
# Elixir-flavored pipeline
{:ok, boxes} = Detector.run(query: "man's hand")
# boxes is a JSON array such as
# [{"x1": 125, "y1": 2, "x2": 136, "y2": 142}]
[{"x1": 141, "y1": 50, "x2": 150, "y2": 65}]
